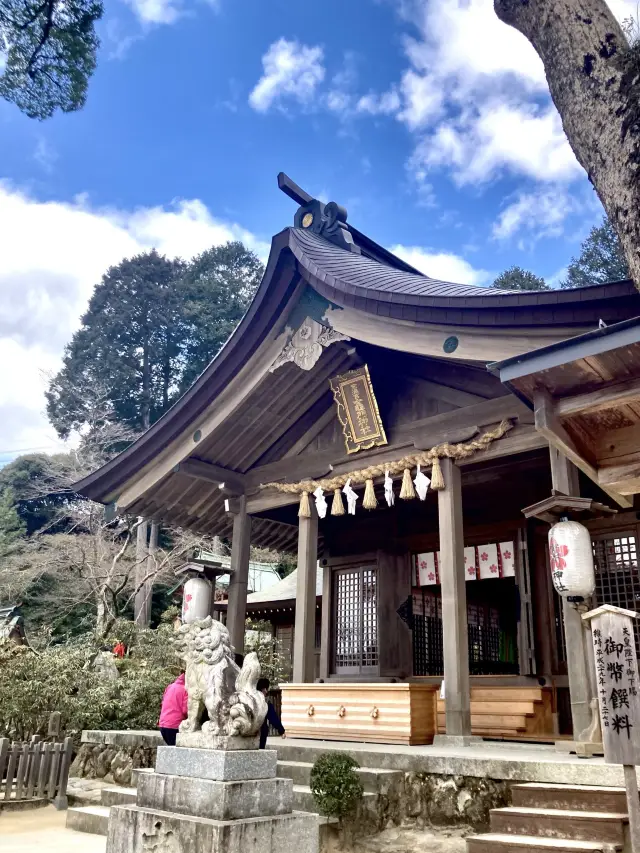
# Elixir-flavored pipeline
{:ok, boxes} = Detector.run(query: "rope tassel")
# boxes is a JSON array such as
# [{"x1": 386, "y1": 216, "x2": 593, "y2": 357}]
[
  {"x1": 331, "y1": 487, "x2": 345, "y2": 516},
  {"x1": 298, "y1": 490, "x2": 311, "y2": 518},
  {"x1": 431, "y1": 457, "x2": 445, "y2": 491},
  {"x1": 363, "y1": 478, "x2": 377, "y2": 510},
  {"x1": 400, "y1": 467, "x2": 416, "y2": 500}
]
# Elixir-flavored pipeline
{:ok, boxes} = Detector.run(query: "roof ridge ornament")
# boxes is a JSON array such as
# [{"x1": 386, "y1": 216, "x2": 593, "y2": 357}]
[{"x1": 277, "y1": 171, "x2": 361, "y2": 255}]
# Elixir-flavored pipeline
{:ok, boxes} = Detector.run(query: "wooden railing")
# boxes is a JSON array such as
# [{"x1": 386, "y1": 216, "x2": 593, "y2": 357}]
[{"x1": 0, "y1": 735, "x2": 73, "y2": 809}]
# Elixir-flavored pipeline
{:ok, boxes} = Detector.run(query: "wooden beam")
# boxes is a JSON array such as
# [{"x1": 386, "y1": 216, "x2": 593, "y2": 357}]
[
  {"x1": 598, "y1": 462, "x2": 640, "y2": 494},
  {"x1": 555, "y1": 376, "x2": 640, "y2": 418},
  {"x1": 176, "y1": 459, "x2": 245, "y2": 495},
  {"x1": 534, "y1": 389, "x2": 632, "y2": 509}
]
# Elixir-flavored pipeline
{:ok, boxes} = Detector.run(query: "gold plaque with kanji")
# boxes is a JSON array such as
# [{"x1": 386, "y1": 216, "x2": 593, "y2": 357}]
[{"x1": 329, "y1": 365, "x2": 388, "y2": 454}]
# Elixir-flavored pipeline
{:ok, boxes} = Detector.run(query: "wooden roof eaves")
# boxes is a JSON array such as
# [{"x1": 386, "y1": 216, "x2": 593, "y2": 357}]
[
  {"x1": 489, "y1": 316, "x2": 640, "y2": 388},
  {"x1": 74, "y1": 231, "x2": 299, "y2": 503}
]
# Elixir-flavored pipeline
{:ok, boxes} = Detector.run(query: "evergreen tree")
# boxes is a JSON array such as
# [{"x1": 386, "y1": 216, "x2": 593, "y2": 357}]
[
  {"x1": 0, "y1": 488, "x2": 26, "y2": 553},
  {"x1": 179, "y1": 242, "x2": 263, "y2": 390},
  {"x1": 0, "y1": 0, "x2": 102, "y2": 119},
  {"x1": 46, "y1": 250, "x2": 185, "y2": 437},
  {"x1": 493, "y1": 266, "x2": 549, "y2": 291},
  {"x1": 0, "y1": 454, "x2": 71, "y2": 534},
  {"x1": 46, "y1": 243, "x2": 264, "y2": 439},
  {"x1": 561, "y1": 218, "x2": 630, "y2": 288}
]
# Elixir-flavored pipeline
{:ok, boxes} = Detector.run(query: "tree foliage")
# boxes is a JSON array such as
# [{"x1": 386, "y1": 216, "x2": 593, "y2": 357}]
[
  {"x1": 561, "y1": 218, "x2": 630, "y2": 289},
  {"x1": 0, "y1": 487, "x2": 26, "y2": 553},
  {"x1": 0, "y1": 618, "x2": 179, "y2": 741},
  {"x1": 46, "y1": 243, "x2": 263, "y2": 438},
  {"x1": 0, "y1": 0, "x2": 102, "y2": 119},
  {"x1": 180, "y1": 242, "x2": 264, "y2": 390},
  {"x1": 46, "y1": 251, "x2": 184, "y2": 436},
  {"x1": 493, "y1": 266, "x2": 549, "y2": 291}
]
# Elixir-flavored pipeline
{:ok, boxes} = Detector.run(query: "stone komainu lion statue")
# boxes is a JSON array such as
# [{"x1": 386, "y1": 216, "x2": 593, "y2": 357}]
[{"x1": 172, "y1": 617, "x2": 268, "y2": 738}]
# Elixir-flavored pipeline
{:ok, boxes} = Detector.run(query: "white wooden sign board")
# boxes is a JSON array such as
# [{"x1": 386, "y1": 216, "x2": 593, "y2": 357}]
[{"x1": 583, "y1": 604, "x2": 640, "y2": 766}]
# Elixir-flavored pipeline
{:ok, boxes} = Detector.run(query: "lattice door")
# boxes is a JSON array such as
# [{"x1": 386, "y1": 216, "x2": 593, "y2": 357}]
[
  {"x1": 333, "y1": 565, "x2": 379, "y2": 675},
  {"x1": 593, "y1": 531, "x2": 640, "y2": 656}
]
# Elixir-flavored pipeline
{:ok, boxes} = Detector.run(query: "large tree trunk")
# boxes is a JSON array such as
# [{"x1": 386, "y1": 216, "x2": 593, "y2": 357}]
[{"x1": 494, "y1": 0, "x2": 640, "y2": 287}]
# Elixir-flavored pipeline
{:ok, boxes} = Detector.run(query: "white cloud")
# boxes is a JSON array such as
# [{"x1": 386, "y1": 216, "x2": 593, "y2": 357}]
[
  {"x1": 119, "y1": 0, "x2": 218, "y2": 28},
  {"x1": 389, "y1": 244, "x2": 489, "y2": 285},
  {"x1": 0, "y1": 182, "x2": 267, "y2": 460},
  {"x1": 493, "y1": 188, "x2": 576, "y2": 244},
  {"x1": 401, "y1": 0, "x2": 546, "y2": 92},
  {"x1": 123, "y1": 0, "x2": 181, "y2": 24},
  {"x1": 249, "y1": 39, "x2": 325, "y2": 113},
  {"x1": 413, "y1": 101, "x2": 581, "y2": 185},
  {"x1": 397, "y1": 70, "x2": 444, "y2": 129},
  {"x1": 34, "y1": 137, "x2": 57, "y2": 173},
  {"x1": 356, "y1": 88, "x2": 401, "y2": 116}
]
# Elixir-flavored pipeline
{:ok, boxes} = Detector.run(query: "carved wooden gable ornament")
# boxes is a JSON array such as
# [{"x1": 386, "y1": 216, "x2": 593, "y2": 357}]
[
  {"x1": 330, "y1": 365, "x2": 388, "y2": 454},
  {"x1": 270, "y1": 317, "x2": 350, "y2": 373}
]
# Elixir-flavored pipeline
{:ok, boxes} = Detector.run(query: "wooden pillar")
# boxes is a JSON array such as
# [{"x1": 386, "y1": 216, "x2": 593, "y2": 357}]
[
  {"x1": 319, "y1": 563, "x2": 331, "y2": 680},
  {"x1": 293, "y1": 506, "x2": 319, "y2": 683},
  {"x1": 548, "y1": 446, "x2": 594, "y2": 737},
  {"x1": 438, "y1": 458, "x2": 472, "y2": 737},
  {"x1": 134, "y1": 518, "x2": 149, "y2": 627},
  {"x1": 226, "y1": 496, "x2": 251, "y2": 656}
]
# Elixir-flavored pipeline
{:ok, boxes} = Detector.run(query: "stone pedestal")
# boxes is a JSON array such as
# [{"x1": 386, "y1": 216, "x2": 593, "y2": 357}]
[{"x1": 105, "y1": 745, "x2": 318, "y2": 853}]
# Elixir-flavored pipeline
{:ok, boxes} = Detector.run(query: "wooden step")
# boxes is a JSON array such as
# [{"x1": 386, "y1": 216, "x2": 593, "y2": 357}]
[
  {"x1": 490, "y1": 807, "x2": 628, "y2": 845},
  {"x1": 437, "y1": 713, "x2": 529, "y2": 731},
  {"x1": 512, "y1": 783, "x2": 629, "y2": 814},
  {"x1": 437, "y1": 701, "x2": 537, "y2": 716},
  {"x1": 468, "y1": 688, "x2": 545, "y2": 703},
  {"x1": 467, "y1": 833, "x2": 622, "y2": 852}
]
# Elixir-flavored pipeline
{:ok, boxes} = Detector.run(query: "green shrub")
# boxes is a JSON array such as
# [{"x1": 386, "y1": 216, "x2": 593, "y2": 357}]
[
  {"x1": 309, "y1": 753, "x2": 364, "y2": 820},
  {"x1": 0, "y1": 619, "x2": 180, "y2": 742}
]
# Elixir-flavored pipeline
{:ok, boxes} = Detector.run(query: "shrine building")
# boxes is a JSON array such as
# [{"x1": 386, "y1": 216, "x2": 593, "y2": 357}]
[{"x1": 75, "y1": 174, "x2": 640, "y2": 745}]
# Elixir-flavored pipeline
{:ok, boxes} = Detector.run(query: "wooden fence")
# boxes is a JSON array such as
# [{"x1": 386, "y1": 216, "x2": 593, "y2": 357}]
[{"x1": 0, "y1": 735, "x2": 73, "y2": 809}]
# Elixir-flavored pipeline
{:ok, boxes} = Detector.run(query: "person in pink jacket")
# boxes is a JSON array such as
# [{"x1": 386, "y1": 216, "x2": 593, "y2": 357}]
[{"x1": 159, "y1": 672, "x2": 188, "y2": 745}]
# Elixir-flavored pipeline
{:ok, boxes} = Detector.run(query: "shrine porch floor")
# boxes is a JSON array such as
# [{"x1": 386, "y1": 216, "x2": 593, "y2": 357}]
[{"x1": 272, "y1": 737, "x2": 639, "y2": 788}]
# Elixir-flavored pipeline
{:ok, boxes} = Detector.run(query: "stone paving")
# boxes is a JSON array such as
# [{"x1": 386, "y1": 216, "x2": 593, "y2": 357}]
[
  {"x1": 67, "y1": 777, "x2": 112, "y2": 805},
  {"x1": 0, "y1": 805, "x2": 106, "y2": 853}
]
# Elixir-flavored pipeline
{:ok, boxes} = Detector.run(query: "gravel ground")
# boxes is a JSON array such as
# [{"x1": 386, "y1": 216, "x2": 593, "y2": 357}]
[{"x1": 0, "y1": 805, "x2": 106, "y2": 853}]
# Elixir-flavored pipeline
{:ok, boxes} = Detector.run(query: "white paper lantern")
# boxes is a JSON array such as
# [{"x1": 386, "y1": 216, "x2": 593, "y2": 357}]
[
  {"x1": 548, "y1": 520, "x2": 595, "y2": 599},
  {"x1": 182, "y1": 577, "x2": 212, "y2": 623}
]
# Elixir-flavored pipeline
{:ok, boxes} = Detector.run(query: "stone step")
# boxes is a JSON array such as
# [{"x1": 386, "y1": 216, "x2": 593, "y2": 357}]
[
  {"x1": 292, "y1": 784, "x2": 377, "y2": 815},
  {"x1": 277, "y1": 760, "x2": 402, "y2": 793},
  {"x1": 490, "y1": 807, "x2": 628, "y2": 845},
  {"x1": 101, "y1": 785, "x2": 137, "y2": 807},
  {"x1": 512, "y1": 783, "x2": 630, "y2": 814},
  {"x1": 467, "y1": 833, "x2": 623, "y2": 853},
  {"x1": 131, "y1": 767, "x2": 154, "y2": 787},
  {"x1": 66, "y1": 805, "x2": 110, "y2": 836}
]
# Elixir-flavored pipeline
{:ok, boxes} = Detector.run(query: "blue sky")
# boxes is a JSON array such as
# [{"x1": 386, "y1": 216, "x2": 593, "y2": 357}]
[{"x1": 0, "y1": 0, "x2": 634, "y2": 462}]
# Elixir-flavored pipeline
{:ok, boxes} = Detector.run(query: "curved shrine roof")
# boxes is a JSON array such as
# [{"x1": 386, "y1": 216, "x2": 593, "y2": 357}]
[{"x1": 73, "y1": 221, "x2": 640, "y2": 511}]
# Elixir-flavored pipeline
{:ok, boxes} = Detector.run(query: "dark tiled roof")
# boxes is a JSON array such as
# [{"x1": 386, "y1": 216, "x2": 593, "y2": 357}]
[
  {"x1": 290, "y1": 227, "x2": 516, "y2": 298},
  {"x1": 288, "y1": 228, "x2": 637, "y2": 310}
]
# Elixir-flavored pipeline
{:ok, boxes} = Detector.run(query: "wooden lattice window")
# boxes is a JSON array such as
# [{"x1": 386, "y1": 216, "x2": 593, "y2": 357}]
[
  {"x1": 593, "y1": 531, "x2": 640, "y2": 655},
  {"x1": 333, "y1": 566, "x2": 379, "y2": 675}
]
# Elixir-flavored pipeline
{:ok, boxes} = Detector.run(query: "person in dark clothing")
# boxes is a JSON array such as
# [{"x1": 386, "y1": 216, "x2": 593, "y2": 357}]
[{"x1": 257, "y1": 677, "x2": 285, "y2": 749}]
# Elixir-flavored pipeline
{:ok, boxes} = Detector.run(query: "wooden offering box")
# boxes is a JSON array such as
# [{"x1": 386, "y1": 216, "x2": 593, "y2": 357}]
[{"x1": 280, "y1": 683, "x2": 438, "y2": 745}]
